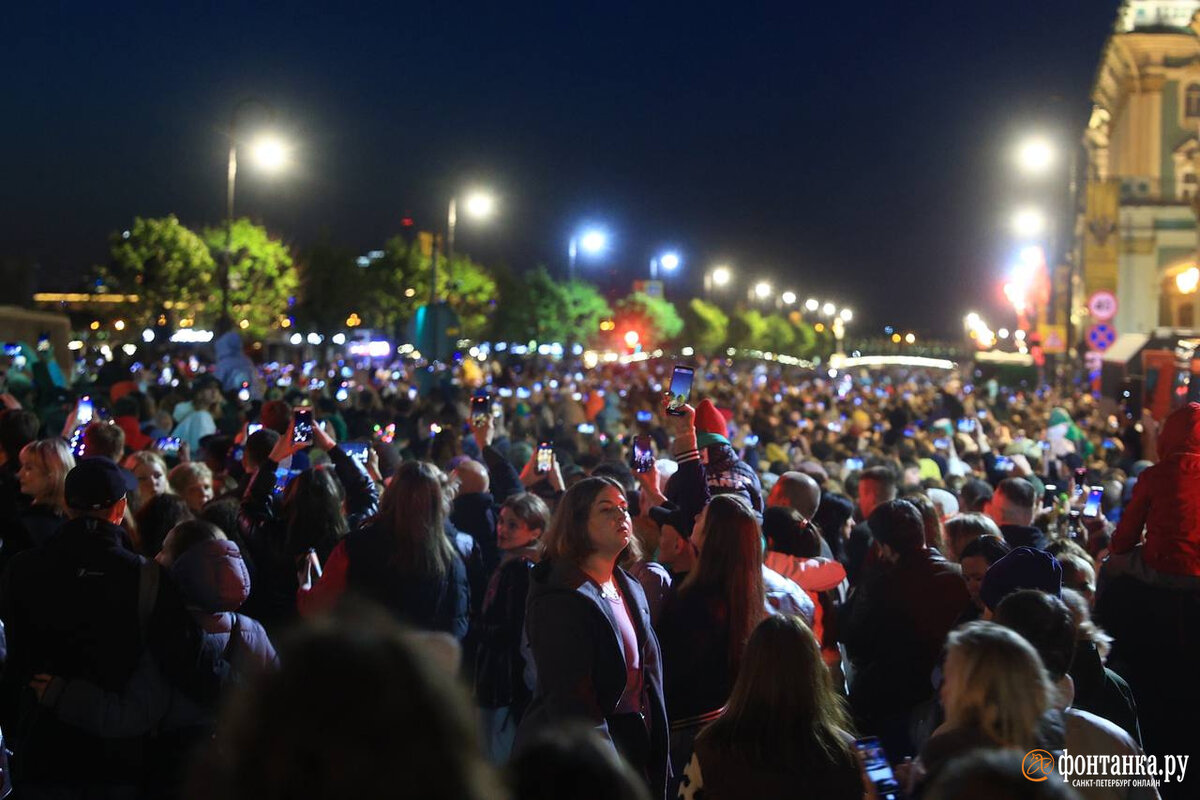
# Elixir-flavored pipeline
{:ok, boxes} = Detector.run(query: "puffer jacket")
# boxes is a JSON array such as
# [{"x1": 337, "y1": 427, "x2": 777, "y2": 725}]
[{"x1": 1111, "y1": 401, "x2": 1200, "y2": 576}]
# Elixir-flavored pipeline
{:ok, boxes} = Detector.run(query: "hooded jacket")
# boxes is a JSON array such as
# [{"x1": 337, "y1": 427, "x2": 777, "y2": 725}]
[
  {"x1": 213, "y1": 332, "x2": 257, "y2": 396},
  {"x1": 1111, "y1": 402, "x2": 1200, "y2": 576},
  {"x1": 667, "y1": 442, "x2": 762, "y2": 516}
]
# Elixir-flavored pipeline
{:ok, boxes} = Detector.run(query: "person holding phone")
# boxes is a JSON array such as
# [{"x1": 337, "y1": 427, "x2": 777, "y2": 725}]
[
  {"x1": 678, "y1": 615, "x2": 861, "y2": 799},
  {"x1": 238, "y1": 416, "x2": 379, "y2": 633}
]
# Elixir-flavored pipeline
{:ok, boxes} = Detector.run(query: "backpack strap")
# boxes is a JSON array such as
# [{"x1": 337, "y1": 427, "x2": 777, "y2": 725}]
[{"x1": 137, "y1": 557, "x2": 160, "y2": 641}]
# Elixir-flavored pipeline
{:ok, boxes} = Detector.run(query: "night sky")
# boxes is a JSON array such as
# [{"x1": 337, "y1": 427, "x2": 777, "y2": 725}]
[{"x1": 1, "y1": 1, "x2": 1118, "y2": 337}]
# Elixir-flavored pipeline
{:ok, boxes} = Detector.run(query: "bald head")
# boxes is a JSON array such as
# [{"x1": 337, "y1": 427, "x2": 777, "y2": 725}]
[
  {"x1": 767, "y1": 471, "x2": 821, "y2": 519},
  {"x1": 452, "y1": 459, "x2": 489, "y2": 496}
]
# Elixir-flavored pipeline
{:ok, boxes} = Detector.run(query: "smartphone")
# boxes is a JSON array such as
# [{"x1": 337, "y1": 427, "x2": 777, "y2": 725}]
[
  {"x1": 1073, "y1": 467, "x2": 1088, "y2": 497},
  {"x1": 853, "y1": 737, "x2": 902, "y2": 800},
  {"x1": 1083, "y1": 486, "x2": 1104, "y2": 518},
  {"x1": 376, "y1": 422, "x2": 396, "y2": 444},
  {"x1": 77, "y1": 396, "x2": 94, "y2": 426},
  {"x1": 156, "y1": 436, "x2": 182, "y2": 454},
  {"x1": 994, "y1": 455, "x2": 1014, "y2": 472},
  {"x1": 471, "y1": 393, "x2": 490, "y2": 425},
  {"x1": 934, "y1": 437, "x2": 950, "y2": 450},
  {"x1": 292, "y1": 408, "x2": 315, "y2": 445},
  {"x1": 631, "y1": 434, "x2": 654, "y2": 473},
  {"x1": 246, "y1": 422, "x2": 263, "y2": 437},
  {"x1": 237, "y1": 382, "x2": 251, "y2": 402},
  {"x1": 844, "y1": 457, "x2": 863, "y2": 473},
  {"x1": 828, "y1": 421, "x2": 843, "y2": 433},
  {"x1": 957, "y1": 418, "x2": 976, "y2": 433},
  {"x1": 273, "y1": 467, "x2": 302, "y2": 495},
  {"x1": 977, "y1": 408, "x2": 988, "y2": 419},
  {"x1": 744, "y1": 434, "x2": 759, "y2": 447},
  {"x1": 665, "y1": 365, "x2": 695, "y2": 416},
  {"x1": 2, "y1": 343, "x2": 19, "y2": 357},
  {"x1": 536, "y1": 442, "x2": 554, "y2": 474},
  {"x1": 341, "y1": 441, "x2": 370, "y2": 467},
  {"x1": 577, "y1": 423, "x2": 596, "y2": 435},
  {"x1": 636, "y1": 410, "x2": 653, "y2": 424},
  {"x1": 36, "y1": 335, "x2": 50, "y2": 353}
]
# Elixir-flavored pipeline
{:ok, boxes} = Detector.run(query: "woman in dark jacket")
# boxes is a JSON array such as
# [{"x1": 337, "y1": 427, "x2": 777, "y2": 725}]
[
  {"x1": 656, "y1": 493, "x2": 766, "y2": 786},
  {"x1": 474, "y1": 492, "x2": 550, "y2": 761},
  {"x1": 517, "y1": 476, "x2": 670, "y2": 798},
  {"x1": 298, "y1": 461, "x2": 470, "y2": 639},
  {"x1": 239, "y1": 418, "x2": 378, "y2": 633},
  {"x1": 12, "y1": 438, "x2": 74, "y2": 555}
]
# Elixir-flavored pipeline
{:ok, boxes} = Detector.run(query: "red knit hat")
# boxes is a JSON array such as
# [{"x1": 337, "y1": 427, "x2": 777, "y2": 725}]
[{"x1": 695, "y1": 399, "x2": 730, "y2": 448}]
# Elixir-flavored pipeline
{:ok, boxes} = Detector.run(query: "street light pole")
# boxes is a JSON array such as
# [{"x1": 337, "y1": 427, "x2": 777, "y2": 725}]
[{"x1": 568, "y1": 237, "x2": 578, "y2": 282}]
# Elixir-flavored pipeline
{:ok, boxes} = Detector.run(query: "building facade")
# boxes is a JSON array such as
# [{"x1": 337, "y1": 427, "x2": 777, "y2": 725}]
[{"x1": 1084, "y1": 0, "x2": 1200, "y2": 335}]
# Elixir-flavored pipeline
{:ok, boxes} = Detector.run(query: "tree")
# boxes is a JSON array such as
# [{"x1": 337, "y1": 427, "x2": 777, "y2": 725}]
[
  {"x1": 100, "y1": 215, "x2": 215, "y2": 330},
  {"x1": 762, "y1": 314, "x2": 797, "y2": 353},
  {"x1": 295, "y1": 238, "x2": 361, "y2": 332},
  {"x1": 728, "y1": 308, "x2": 768, "y2": 350},
  {"x1": 492, "y1": 267, "x2": 612, "y2": 345},
  {"x1": 560, "y1": 280, "x2": 612, "y2": 346},
  {"x1": 200, "y1": 219, "x2": 298, "y2": 337},
  {"x1": 682, "y1": 299, "x2": 729, "y2": 352},
  {"x1": 615, "y1": 292, "x2": 683, "y2": 348},
  {"x1": 442, "y1": 253, "x2": 498, "y2": 341},
  {"x1": 790, "y1": 318, "x2": 819, "y2": 358}
]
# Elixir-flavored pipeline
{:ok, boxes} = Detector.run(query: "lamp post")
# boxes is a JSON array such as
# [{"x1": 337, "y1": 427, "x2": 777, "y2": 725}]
[
  {"x1": 433, "y1": 189, "x2": 495, "y2": 304},
  {"x1": 704, "y1": 265, "x2": 732, "y2": 301},
  {"x1": 568, "y1": 228, "x2": 608, "y2": 281},
  {"x1": 223, "y1": 100, "x2": 289, "y2": 332}
]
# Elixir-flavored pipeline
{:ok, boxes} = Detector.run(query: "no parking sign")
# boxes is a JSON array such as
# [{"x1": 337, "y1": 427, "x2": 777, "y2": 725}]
[{"x1": 1087, "y1": 323, "x2": 1116, "y2": 351}]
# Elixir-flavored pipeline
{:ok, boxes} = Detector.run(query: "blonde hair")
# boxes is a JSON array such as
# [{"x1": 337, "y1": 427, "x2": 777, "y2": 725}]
[
  {"x1": 168, "y1": 461, "x2": 213, "y2": 494},
  {"x1": 20, "y1": 439, "x2": 76, "y2": 511},
  {"x1": 941, "y1": 621, "x2": 1052, "y2": 749},
  {"x1": 125, "y1": 452, "x2": 172, "y2": 490}
]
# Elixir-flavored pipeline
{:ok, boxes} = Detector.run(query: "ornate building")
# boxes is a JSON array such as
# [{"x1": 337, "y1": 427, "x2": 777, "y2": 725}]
[{"x1": 1084, "y1": 0, "x2": 1200, "y2": 334}]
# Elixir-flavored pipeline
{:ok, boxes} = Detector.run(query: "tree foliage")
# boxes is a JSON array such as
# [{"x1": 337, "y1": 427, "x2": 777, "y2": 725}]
[
  {"x1": 200, "y1": 220, "x2": 297, "y2": 337},
  {"x1": 762, "y1": 314, "x2": 797, "y2": 353},
  {"x1": 682, "y1": 299, "x2": 729, "y2": 353},
  {"x1": 728, "y1": 308, "x2": 768, "y2": 350},
  {"x1": 616, "y1": 292, "x2": 684, "y2": 347},
  {"x1": 492, "y1": 267, "x2": 611, "y2": 345},
  {"x1": 101, "y1": 215, "x2": 216, "y2": 330}
]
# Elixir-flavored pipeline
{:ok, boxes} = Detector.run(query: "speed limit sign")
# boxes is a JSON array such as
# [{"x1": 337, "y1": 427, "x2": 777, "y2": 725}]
[{"x1": 1088, "y1": 290, "x2": 1118, "y2": 322}]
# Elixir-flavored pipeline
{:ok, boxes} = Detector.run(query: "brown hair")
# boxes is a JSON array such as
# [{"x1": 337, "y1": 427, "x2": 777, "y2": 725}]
[
  {"x1": 20, "y1": 438, "x2": 76, "y2": 510},
  {"x1": 377, "y1": 461, "x2": 456, "y2": 579},
  {"x1": 541, "y1": 476, "x2": 624, "y2": 565},
  {"x1": 500, "y1": 492, "x2": 551, "y2": 534},
  {"x1": 681, "y1": 494, "x2": 766, "y2": 670},
  {"x1": 697, "y1": 614, "x2": 855, "y2": 772}
]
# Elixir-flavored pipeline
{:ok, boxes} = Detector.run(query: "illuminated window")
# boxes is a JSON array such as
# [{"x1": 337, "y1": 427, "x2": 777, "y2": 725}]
[{"x1": 1186, "y1": 84, "x2": 1200, "y2": 117}]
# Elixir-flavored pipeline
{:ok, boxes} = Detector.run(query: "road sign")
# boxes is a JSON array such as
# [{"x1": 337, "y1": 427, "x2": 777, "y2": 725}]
[
  {"x1": 1038, "y1": 323, "x2": 1066, "y2": 354},
  {"x1": 1087, "y1": 323, "x2": 1116, "y2": 351},
  {"x1": 1088, "y1": 290, "x2": 1118, "y2": 322}
]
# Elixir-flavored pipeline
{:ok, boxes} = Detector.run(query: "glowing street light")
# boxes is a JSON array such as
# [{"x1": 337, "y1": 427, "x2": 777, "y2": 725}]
[
  {"x1": 651, "y1": 250, "x2": 681, "y2": 280},
  {"x1": 904, "y1": 332, "x2": 916, "y2": 344},
  {"x1": 754, "y1": 281, "x2": 772, "y2": 300},
  {"x1": 821, "y1": 302, "x2": 836, "y2": 317},
  {"x1": 1177, "y1": 266, "x2": 1200, "y2": 294},
  {"x1": 568, "y1": 227, "x2": 609, "y2": 280},
  {"x1": 463, "y1": 191, "x2": 496, "y2": 220},
  {"x1": 1011, "y1": 206, "x2": 1047, "y2": 238},
  {"x1": 711, "y1": 266, "x2": 732, "y2": 286},
  {"x1": 1016, "y1": 137, "x2": 1054, "y2": 175},
  {"x1": 249, "y1": 135, "x2": 289, "y2": 172},
  {"x1": 805, "y1": 298, "x2": 819, "y2": 312},
  {"x1": 781, "y1": 291, "x2": 797, "y2": 305},
  {"x1": 839, "y1": 308, "x2": 853, "y2": 322}
]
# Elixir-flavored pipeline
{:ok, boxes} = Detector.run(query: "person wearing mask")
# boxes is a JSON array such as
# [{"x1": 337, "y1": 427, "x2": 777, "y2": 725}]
[
  {"x1": 985, "y1": 477, "x2": 1051, "y2": 550},
  {"x1": 297, "y1": 460, "x2": 469, "y2": 639},
  {"x1": 475, "y1": 492, "x2": 550, "y2": 761},
  {"x1": 518, "y1": 477, "x2": 669, "y2": 797},
  {"x1": 240, "y1": 419, "x2": 379, "y2": 633},
  {"x1": 680, "y1": 615, "x2": 861, "y2": 799},
  {"x1": 915, "y1": 621, "x2": 1054, "y2": 792},
  {"x1": 841, "y1": 499, "x2": 970, "y2": 759},
  {"x1": 657, "y1": 494, "x2": 767, "y2": 785},
  {"x1": 0, "y1": 458, "x2": 225, "y2": 796},
  {"x1": 123, "y1": 451, "x2": 171, "y2": 512},
  {"x1": 14, "y1": 438, "x2": 75, "y2": 552},
  {"x1": 169, "y1": 461, "x2": 214, "y2": 514}
]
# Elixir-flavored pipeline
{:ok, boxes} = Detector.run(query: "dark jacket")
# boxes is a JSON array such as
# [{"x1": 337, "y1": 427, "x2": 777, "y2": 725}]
[
  {"x1": 519, "y1": 559, "x2": 670, "y2": 796},
  {"x1": 999, "y1": 523, "x2": 1051, "y2": 551},
  {"x1": 19, "y1": 504, "x2": 65, "y2": 549},
  {"x1": 1069, "y1": 639, "x2": 1141, "y2": 746},
  {"x1": 0, "y1": 516, "x2": 222, "y2": 784},
  {"x1": 237, "y1": 445, "x2": 379, "y2": 632},
  {"x1": 474, "y1": 551, "x2": 537, "y2": 712},
  {"x1": 841, "y1": 548, "x2": 970, "y2": 733},
  {"x1": 692, "y1": 443, "x2": 763, "y2": 515},
  {"x1": 451, "y1": 491, "x2": 501, "y2": 575},
  {"x1": 343, "y1": 519, "x2": 471, "y2": 639},
  {"x1": 656, "y1": 586, "x2": 736, "y2": 725}
]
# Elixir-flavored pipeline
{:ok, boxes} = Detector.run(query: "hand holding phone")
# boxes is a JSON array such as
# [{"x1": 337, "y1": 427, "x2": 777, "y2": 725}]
[
  {"x1": 1083, "y1": 486, "x2": 1103, "y2": 518},
  {"x1": 536, "y1": 442, "x2": 554, "y2": 474},
  {"x1": 631, "y1": 434, "x2": 655, "y2": 474},
  {"x1": 292, "y1": 408, "x2": 315, "y2": 446},
  {"x1": 665, "y1": 365, "x2": 695, "y2": 416},
  {"x1": 156, "y1": 437, "x2": 182, "y2": 455}
]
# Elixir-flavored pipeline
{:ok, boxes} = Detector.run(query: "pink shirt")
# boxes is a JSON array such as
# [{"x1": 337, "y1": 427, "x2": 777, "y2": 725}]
[{"x1": 605, "y1": 586, "x2": 644, "y2": 714}]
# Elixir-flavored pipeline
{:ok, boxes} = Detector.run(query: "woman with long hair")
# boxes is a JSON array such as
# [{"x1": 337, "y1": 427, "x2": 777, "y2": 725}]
[
  {"x1": 916, "y1": 621, "x2": 1054, "y2": 790},
  {"x1": 681, "y1": 614, "x2": 861, "y2": 799},
  {"x1": 656, "y1": 494, "x2": 766, "y2": 783},
  {"x1": 517, "y1": 476, "x2": 669, "y2": 797},
  {"x1": 123, "y1": 451, "x2": 171, "y2": 512},
  {"x1": 239, "y1": 418, "x2": 379, "y2": 632},
  {"x1": 297, "y1": 460, "x2": 469, "y2": 639},
  {"x1": 13, "y1": 438, "x2": 75, "y2": 550}
]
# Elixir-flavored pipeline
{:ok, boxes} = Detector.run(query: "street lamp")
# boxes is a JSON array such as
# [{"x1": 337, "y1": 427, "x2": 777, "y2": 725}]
[
  {"x1": 704, "y1": 265, "x2": 733, "y2": 301},
  {"x1": 805, "y1": 297, "x2": 819, "y2": 312},
  {"x1": 435, "y1": 187, "x2": 498, "y2": 304},
  {"x1": 781, "y1": 291, "x2": 797, "y2": 306},
  {"x1": 1011, "y1": 206, "x2": 1047, "y2": 239},
  {"x1": 839, "y1": 308, "x2": 853, "y2": 322},
  {"x1": 754, "y1": 281, "x2": 772, "y2": 301},
  {"x1": 651, "y1": 250, "x2": 681, "y2": 280},
  {"x1": 223, "y1": 100, "x2": 291, "y2": 332},
  {"x1": 821, "y1": 301, "x2": 836, "y2": 317},
  {"x1": 568, "y1": 227, "x2": 608, "y2": 281},
  {"x1": 1016, "y1": 137, "x2": 1054, "y2": 175}
]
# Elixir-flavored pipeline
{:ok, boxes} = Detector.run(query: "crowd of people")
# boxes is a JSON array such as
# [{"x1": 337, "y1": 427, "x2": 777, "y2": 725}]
[{"x1": 0, "y1": 330, "x2": 1195, "y2": 799}]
